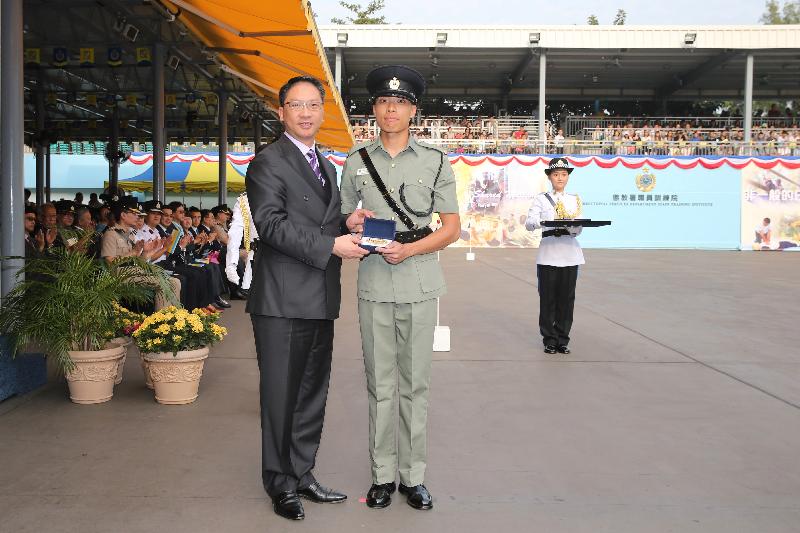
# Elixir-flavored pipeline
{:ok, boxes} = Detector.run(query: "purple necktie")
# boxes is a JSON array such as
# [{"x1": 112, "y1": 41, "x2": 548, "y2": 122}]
[{"x1": 307, "y1": 149, "x2": 325, "y2": 187}]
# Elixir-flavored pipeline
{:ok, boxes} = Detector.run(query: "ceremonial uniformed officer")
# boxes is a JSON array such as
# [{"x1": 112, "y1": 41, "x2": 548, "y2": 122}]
[
  {"x1": 340, "y1": 65, "x2": 461, "y2": 511},
  {"x1": 225, "y1": 193, "x2": 258, "y2": 296},
  {"x1": 525, "y1": 157, "x2": 584, "y2": 355}
]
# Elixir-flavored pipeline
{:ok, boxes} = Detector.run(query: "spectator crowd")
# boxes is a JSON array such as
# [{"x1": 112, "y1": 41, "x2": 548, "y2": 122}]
[{"x1": 23, "y1": 189, "x2": 251, "y2": 313}]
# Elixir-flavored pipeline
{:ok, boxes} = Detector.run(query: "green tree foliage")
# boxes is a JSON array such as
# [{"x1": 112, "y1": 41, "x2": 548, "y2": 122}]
[
  {"x1": 331, "y1": 1, "x2": 388, "y2": 24},
  {"x1": 613, "y1": 9, "x2": 627, "y2": 25},
  {"x1": 587, "y1": 14, "x2": 599, "y2": 25},
  {"x1": 760, "y1": 0, "x2": 800, "y2": 23}
]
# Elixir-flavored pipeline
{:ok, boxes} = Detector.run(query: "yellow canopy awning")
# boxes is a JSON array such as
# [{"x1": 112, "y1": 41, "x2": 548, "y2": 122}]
[{"x1": 165, "y1": 0, "x2": 353, "y2": 151}]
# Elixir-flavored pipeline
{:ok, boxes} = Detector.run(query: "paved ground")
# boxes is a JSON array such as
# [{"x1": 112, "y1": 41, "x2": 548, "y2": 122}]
[{"x1": 1, "y1": 249, "x2": 799, "y2": 533}]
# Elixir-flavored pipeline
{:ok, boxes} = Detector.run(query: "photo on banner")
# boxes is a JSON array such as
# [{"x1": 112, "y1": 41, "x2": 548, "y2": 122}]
[{"x1": 740, "y1": 160, "x2": 800, "y2": 251}]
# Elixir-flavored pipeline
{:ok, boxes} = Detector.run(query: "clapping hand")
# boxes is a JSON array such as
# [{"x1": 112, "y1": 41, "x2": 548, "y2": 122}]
[
  {"x1": 35, "y1": 229, "x2": 46, "y2": 251},
  {"x1": 45, "y1": 228, "x2": 57, "y2": 246}
]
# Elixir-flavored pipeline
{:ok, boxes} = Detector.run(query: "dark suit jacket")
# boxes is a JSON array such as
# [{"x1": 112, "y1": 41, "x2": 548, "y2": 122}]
[{"x1": 245, "y1": 134, "x2": 346, "y2": 320}]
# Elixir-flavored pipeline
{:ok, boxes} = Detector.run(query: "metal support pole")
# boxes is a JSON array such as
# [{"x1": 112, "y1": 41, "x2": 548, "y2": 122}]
[
  {"x1": 35, "y1": 84, "x2": 46, "y2": 205},
  {"x1": 45, "y1": 145, "x2": 51, "y2": 202},
  {"x1": 109, "y1": 104, "x2": 120, "y2": 193},
  {"x1": 218, "y1": 91, "x2": 228, "y2": 205},
  {"x1": 254, "y1": 114, "x2": 262, "y2": 148},
  {"x1": 153, "y1": 43, "x2": 166, "y2": 201},
  {"x1": 1, "y1": 0, "x2": 26, "y2": 298},
  {"x1": 744, "y1": 54, "x2": 754, "y2": 151},
  {"x1": 335, "y1": 47, "x2": 343, "y2": 92},
  {"x1": 538, "y1": 50, "x2": 547, "y2": 153}
]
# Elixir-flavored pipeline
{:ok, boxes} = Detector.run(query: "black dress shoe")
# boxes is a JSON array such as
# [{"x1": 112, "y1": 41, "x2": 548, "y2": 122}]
[
  {"x1": 557, "y1": 345, "x2": 570, "y2": 354},
  {"x1": 366, "y1": 482, "x2": 396, "y2": 509},
  {"x1": 398, "y1": 483, "x2": 433, "y2": 510},
  {"x1": 297, "y1": 481, "x2": 347, "y2": 504},
  {"x1": 229, "y1": 287, "x2": 248, "y2": 300},
  {"x1": 213, "y1": 296, "x2": 231, "y2": 308},
  {"x1": 271, "y1": 491, "x2": 304, "y2": 520},
  {"x1": 544, "y1": 345, "x2": 558, "y2": 354}
]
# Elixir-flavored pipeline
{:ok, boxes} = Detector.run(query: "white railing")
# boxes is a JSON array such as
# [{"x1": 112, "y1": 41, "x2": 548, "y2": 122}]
[{"x1": 564, "y1": 116, "x2": 800, "y2": 138}]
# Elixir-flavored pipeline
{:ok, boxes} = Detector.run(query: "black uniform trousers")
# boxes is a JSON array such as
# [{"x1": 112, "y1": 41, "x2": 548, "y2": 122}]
[
  {"x1": 251, "y1": 314, "x2": 334, "y2": 496},
  {"x1": 537, "y1": 264, "x2": 579, "y2": 347}
]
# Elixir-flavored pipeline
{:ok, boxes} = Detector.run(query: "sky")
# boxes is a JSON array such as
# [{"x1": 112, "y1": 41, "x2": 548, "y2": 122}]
[{"x1": 311, "y1": 0, "x2": 768, "y2": 26}]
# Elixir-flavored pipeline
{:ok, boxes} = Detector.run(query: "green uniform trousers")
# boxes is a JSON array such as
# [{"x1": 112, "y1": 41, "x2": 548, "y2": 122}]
[{"x1": 358, "y1": 298, "x2": 437, "y2": 486}]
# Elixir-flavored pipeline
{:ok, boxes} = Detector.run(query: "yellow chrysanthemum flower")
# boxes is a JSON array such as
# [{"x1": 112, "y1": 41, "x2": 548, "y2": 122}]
[{"x1": 156, "y1": 324, "x2": 171, "y2": 334}]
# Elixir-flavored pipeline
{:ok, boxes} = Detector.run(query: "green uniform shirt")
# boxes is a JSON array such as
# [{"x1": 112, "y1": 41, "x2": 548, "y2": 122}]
[{"x1": 340, "y1": 136, "x2": 459, "y2": 304}]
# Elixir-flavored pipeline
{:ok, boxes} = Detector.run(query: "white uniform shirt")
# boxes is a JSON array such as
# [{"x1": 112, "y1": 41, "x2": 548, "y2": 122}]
[
  {"x1": 225, "y1": 193, "x2": 259, "y2": 289},
  {"x1": 525, "y1": 191, "x2": 585, "y2": 267},
  {"x1": 135, "y1": 224, "x2": 163, "y2": 263}
]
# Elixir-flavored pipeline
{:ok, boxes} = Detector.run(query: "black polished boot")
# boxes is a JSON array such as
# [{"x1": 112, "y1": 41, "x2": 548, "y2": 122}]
[
  {"x1": 366, "y1": 482, "x2": 396, "y2": 509},
  {"x1": 398, "y1": 483, "x2": 433, "y2": 510}
]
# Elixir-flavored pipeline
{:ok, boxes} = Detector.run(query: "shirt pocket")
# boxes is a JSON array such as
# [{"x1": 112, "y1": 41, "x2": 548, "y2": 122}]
[
  {"x1": 413, "y1": 253, "x2": 445, "y2": 293},
  {"x1": 355, "y1": 179, "x2": 383, "y2": 209},
  {"x1": 400, "y1": 180, "x2": 435, "y2": 215}
]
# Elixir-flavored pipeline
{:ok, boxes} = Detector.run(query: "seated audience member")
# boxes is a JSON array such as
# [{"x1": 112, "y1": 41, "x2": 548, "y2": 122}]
[{"x1": 100, "y1": 197, "x2": 180, "y2": 310}]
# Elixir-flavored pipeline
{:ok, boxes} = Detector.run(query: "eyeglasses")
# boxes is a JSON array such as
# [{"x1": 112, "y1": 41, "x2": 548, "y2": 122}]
[{"x1": 284, "y1": 100, "x2": 323, "y2": 112}]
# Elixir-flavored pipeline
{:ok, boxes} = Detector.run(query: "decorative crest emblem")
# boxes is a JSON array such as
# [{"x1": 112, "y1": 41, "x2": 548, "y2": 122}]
[
  {"x1": 635, "y1": 167, "x2": 656, "y2": 192},
  {"x1": 388, "y1": 77, "x2": 401, "y2": 90}
]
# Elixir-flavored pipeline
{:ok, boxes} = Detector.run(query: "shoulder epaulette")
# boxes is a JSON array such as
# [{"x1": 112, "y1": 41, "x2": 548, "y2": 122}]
[{"x1": 346, "y1": 140, "x2": 375, "y2": 158}]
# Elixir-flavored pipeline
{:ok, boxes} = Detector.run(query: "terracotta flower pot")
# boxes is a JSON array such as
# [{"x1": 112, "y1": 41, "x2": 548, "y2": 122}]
[
  {"x1": 111, "y1": 337, "x2": 133, "y2": 385},
  {"x1": 143, "y1": 347, "x2": 209, "y2": 405},
  {"x1": 65, "y1": 343, "x2": 126, "y2": 404}
]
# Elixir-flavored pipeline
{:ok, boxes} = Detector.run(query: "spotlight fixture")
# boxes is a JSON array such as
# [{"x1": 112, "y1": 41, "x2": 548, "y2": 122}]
[
  {"x1": 337, "y1": 32, "x2": 348, "y2": 46},
  {"x1": 529, "y1": 32, "x2": 541, "y2": 46},
  {"x1": 123, "y1": 23, "x2": 140, "y2": 42},
  {"x1": 684, "y1": 32, "x2": 697, "y2": 45},
  {"x1": 167, "y1": 55, "x2": 181, "y2": 70},
  {"x1": 436, "y1": 32, "x2": 448, "y2": 47}
]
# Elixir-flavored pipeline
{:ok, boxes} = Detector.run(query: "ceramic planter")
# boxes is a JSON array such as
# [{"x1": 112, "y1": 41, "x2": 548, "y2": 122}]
[
  {"x1": 65, "y1": 343, "x2": 125, "y2": 404},
  {"x1": 111, "y1": 337, "x2": 133, "y2": 385},
  {"x1": 143, "y1": 347, "x2": 209, "y2": 405},
  {"x1": 139, "y1": 350, "x2": 154, "y2": 390}
]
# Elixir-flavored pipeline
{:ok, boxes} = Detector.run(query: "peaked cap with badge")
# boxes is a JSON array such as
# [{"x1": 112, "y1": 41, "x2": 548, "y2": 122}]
[
  {"x1": 141, "y1": 200, "x2": 163, "y2": 213},
  {"x1": 366, "y1": 65, "x2": 426, "y2": 104},
  {"x1": 545, "y1": 157, "x2": 574, "y2": 175}
]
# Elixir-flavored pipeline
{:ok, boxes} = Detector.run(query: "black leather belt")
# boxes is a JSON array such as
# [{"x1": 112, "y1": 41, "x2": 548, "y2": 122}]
[
  {"x1": 542, "y1": 229, "x2": 570, "y2": 238},
  {"x1": 394, "y1": 227, "x2": 433, "y2": 244}
]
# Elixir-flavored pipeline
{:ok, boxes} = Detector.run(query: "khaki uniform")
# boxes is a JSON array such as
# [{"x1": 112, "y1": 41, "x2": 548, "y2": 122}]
[
  {"x1": 101, "y1": 224, "x2": 179, "y2": 310},
  {"x1": 340, "y1": 136, "x2": 459, "y2": 486}
]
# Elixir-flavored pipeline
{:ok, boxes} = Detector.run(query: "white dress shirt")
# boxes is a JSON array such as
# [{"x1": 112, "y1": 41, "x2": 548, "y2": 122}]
[
  {"x1": 225, "y1": 192, "x2": 259, "y2": 289},
  {"x1": 525, "y1": 191, "x2": 585, "y2": 267}
]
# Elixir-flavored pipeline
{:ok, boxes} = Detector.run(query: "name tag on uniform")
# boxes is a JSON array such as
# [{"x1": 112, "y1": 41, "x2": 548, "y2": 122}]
[{"x1": 356, "y1": 167, "x2": 370, "y2": 176}]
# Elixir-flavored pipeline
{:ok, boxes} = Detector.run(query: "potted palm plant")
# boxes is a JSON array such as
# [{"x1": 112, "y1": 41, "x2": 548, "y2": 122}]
[
  {"x1": 0, "y1": 243, "x2": 176, "y2": 404},
  {"x1": 133, "y1": 307, "x2": 227, "y2": 405}
]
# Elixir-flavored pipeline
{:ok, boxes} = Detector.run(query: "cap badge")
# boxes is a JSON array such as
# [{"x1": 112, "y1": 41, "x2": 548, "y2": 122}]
[{"x1": 388, "y1": 77, "x2": 401, "y2": 90}]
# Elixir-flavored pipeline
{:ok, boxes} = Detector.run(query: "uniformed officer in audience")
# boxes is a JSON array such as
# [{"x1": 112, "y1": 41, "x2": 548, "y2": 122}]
[
  {"x1": 101, "y1": 197, "x2": 179, "y2": 310},
  {"x1": 339, "y1": 65, "x2": 461, "y2": 511}
]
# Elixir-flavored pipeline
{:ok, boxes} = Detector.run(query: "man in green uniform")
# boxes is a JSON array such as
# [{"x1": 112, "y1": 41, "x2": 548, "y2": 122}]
[{"x1": 340, "y1": 65, "x2": 461, "y2": 511}]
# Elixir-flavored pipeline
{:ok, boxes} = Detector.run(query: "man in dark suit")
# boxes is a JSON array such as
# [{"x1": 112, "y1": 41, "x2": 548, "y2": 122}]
[{"x1": 246, "y1": 75, "x2": 372, "y2": 521}]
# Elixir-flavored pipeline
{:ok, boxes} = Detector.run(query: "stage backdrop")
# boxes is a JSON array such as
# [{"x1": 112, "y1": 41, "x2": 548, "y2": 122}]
[{"x1": 25, "y1": 153, "x2": 800, "y2": 250}]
